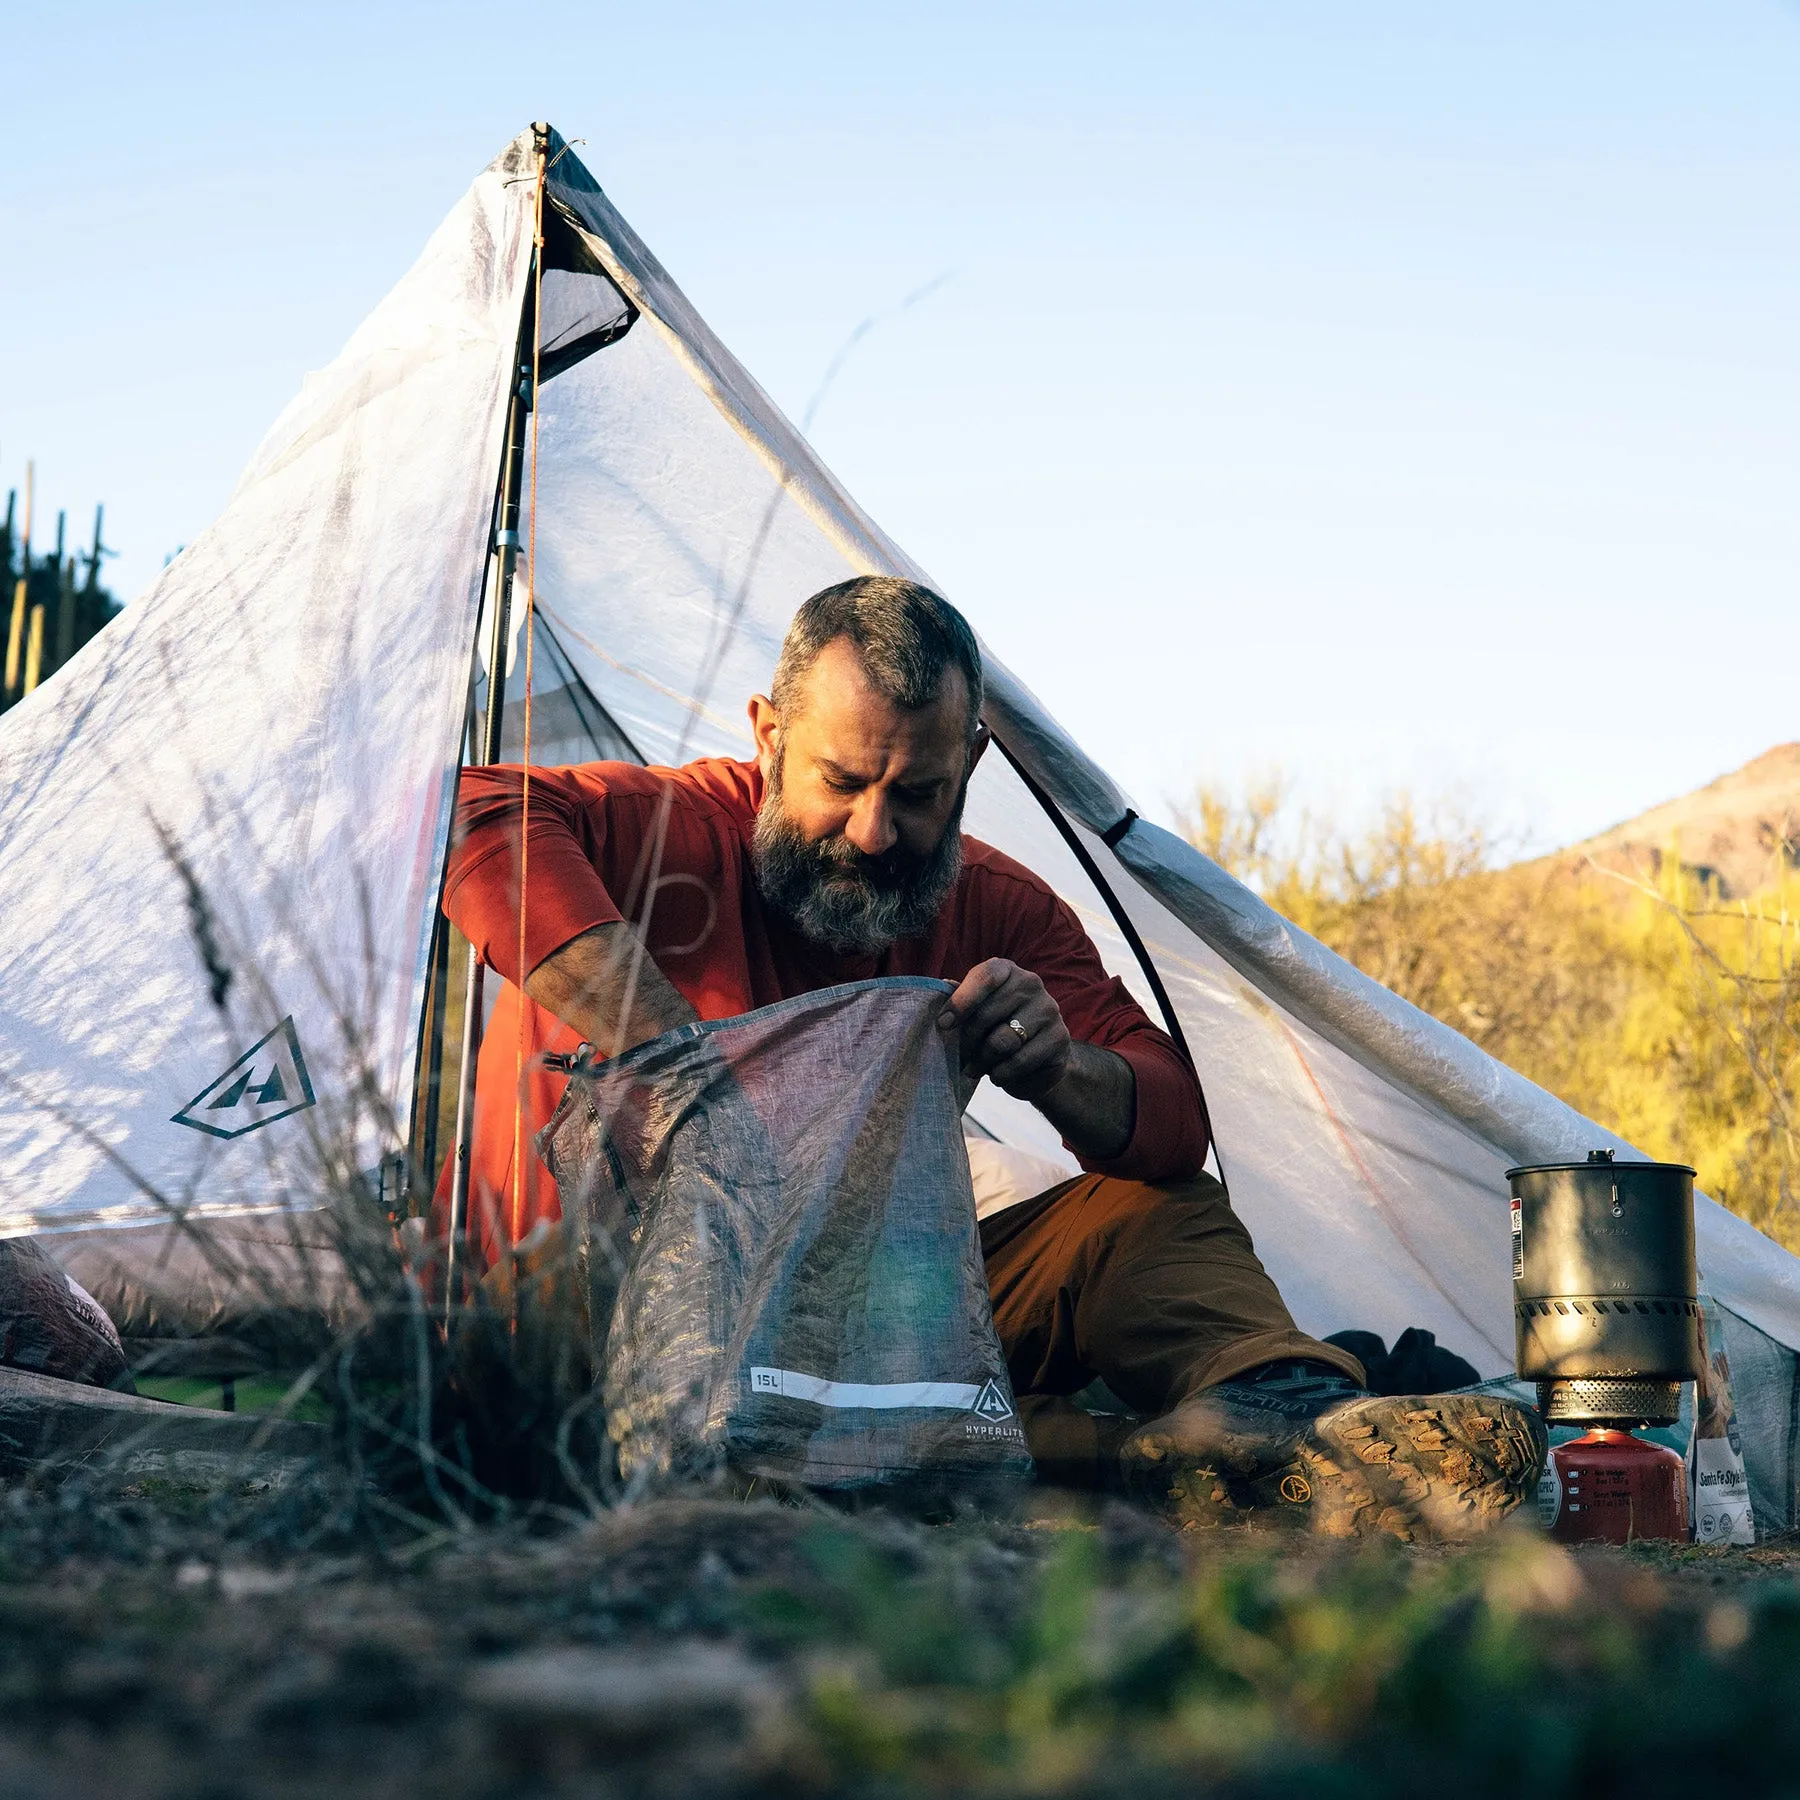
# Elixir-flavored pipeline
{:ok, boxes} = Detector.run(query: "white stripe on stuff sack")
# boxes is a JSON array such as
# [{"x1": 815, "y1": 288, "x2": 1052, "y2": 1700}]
[{"x1": 750, "y1": 1367, "x2": 1015, "y2": 1420}]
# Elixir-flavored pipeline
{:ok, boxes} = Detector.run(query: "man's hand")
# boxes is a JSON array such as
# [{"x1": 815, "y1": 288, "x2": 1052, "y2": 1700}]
[
  {"x1": 938, "y1": 959, "x2": 1135, "y2": 1163},
  {"x1": 525, "y1": 920, "x2": 699, "y2": 1059},
  {"x1": 938, "y1": 958, "x2": 1071, "y2": 1101}
]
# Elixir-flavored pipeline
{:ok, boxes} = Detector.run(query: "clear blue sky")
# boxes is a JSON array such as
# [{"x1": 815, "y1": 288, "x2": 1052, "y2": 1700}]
[{"x1": 4, "y1": 2, "x2": 1796, "y2": 851}]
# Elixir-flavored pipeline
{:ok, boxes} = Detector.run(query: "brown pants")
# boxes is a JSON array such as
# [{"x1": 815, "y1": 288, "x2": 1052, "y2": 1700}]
[{"x1": 980, "y1": 1171, "x2": 1366, "y2": 1484}]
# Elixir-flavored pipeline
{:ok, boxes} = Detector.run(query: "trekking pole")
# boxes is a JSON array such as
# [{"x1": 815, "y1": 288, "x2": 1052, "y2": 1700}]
[{"x1": 444, "y1": 128, "x2": 549, "y2": 1323}]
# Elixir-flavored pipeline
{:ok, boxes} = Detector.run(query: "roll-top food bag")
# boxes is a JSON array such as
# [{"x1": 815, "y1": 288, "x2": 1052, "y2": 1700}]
[{"x1": 539, "y1": 977, "x2": 1033, "y2": 1495}]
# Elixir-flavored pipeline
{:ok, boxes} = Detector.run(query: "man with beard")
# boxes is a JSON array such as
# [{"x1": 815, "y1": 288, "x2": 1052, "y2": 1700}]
[{"x1": 441, "y1": 576, "x2": 1543, "y2": 1536}]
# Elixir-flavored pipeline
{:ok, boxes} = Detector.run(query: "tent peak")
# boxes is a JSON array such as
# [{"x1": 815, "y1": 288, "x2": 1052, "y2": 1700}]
[{"x1": 487, "y1": 121, "x2": 559, "y2": 182}]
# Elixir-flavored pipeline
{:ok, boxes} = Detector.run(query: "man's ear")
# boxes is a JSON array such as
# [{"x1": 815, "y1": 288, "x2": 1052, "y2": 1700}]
[
  {"x1": 966, "y1": 723, "x2": 991, "y2": 778},
  {"x1": 748, "y1": 693, "x2": 782, "y2": 777}
]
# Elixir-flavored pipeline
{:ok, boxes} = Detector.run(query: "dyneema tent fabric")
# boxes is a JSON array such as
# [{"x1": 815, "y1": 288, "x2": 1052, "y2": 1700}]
[{"x1": 0, "y1": 142, "x2": 534, "y2": 1229}]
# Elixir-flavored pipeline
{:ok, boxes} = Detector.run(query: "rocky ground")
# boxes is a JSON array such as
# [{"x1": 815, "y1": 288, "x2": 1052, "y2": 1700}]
[{"x1": 1, "y1": 1466, "x2": 1797, "y2": 1800}]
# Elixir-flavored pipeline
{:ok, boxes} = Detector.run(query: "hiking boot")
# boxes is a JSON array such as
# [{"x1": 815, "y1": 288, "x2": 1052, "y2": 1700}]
[{"x1": 1120, "y1": 1364, "x2": 1546, "y2": 1542}]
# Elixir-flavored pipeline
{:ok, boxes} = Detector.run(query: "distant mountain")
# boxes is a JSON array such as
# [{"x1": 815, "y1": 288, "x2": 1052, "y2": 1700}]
[{"x1": 1563, "y1": 744, "x2": 1800, "y2": 898}]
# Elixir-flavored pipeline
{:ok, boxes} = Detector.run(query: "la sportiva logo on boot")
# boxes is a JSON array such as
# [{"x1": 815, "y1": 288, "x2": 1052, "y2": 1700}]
[{"x1": 172, "y1": 1016, "x2": 317, "y2": 1140}]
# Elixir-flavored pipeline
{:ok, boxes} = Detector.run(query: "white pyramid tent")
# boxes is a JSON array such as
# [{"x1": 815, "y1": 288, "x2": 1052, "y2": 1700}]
[{"x1": 5, "y1": 127, "x2": 1800, "y2": 1521}]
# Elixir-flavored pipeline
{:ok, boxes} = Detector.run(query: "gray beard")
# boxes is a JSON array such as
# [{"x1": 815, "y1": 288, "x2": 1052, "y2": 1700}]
[{"x1": 751, "y1": 756, "x2": 966, "y2": 956}]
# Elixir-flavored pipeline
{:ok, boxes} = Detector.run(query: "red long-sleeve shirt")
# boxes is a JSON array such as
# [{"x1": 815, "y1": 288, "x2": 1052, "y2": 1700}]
[{"x1": 439, "y1": 756, "x2": 1207, "y2": 1262}]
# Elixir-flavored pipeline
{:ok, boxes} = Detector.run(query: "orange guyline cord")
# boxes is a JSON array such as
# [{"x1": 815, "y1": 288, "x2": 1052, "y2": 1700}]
[{"x1": 510, "y1": 141, "x2": 547, "y2": 1247}]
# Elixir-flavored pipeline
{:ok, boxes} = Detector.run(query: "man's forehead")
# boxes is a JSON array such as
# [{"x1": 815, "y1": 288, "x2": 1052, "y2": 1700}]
[
  {"x1": 801, "y1": 721, "x2": 967, "y2": 782},
  {"x1": 785, "y1": 645, "x2": 969, "y2": 776}
]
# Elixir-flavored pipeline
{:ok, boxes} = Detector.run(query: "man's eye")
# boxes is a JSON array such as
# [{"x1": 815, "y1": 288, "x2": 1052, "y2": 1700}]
[
  {"x1": 825, "y1": 777, "x2": 862, "y2": 795},
  {"x1": 897, "y1": 787, "x2": 942, "y2": 806}
]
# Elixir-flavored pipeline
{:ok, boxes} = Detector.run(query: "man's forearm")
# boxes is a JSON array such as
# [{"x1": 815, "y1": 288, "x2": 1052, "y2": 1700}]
[
  {"x1": 522, "y1": 920, "x2": 699, "y2": 1057},
  {"x1": 1034, "y1": 1042, "x2": 1135, "y2": 1165}
]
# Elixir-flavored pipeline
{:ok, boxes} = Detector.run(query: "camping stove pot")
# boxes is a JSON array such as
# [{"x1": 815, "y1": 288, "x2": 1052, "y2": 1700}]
[{"x1": 1508, "y1": 1150, "x2": 1704, "y2": 1427}]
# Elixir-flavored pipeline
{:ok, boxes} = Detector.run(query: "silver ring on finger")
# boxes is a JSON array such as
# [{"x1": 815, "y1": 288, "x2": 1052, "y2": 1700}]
[{"x1": 1006, "y1": 1017, "x2": 1029, "y2": 1047}]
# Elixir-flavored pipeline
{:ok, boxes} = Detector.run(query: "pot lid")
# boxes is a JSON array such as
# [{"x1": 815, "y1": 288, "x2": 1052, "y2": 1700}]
[{"x1": 1506, "y1": 1152, "x2": 1696, "y2": 1180}]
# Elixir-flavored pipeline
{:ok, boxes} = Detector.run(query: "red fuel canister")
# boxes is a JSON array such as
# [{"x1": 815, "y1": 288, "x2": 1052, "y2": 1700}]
[{"x1": 1542, "y1": 1427, "x2": 1688, "y2": 1544}]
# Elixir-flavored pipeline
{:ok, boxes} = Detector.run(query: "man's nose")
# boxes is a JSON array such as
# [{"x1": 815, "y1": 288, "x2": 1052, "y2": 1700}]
[{"x1": 843, "y1": 790, "x2": 897, "y2": 857}]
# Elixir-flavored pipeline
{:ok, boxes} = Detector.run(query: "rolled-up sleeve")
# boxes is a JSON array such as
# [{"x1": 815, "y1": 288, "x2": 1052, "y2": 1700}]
[{"x1": 443, "y1": 764, "x2": 625, "y2": 985}]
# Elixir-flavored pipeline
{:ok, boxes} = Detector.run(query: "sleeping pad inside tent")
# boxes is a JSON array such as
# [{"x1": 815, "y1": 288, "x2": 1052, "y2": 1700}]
[{"x1": 2, "y1": 124, "x2": 1799, "y2": 1524}]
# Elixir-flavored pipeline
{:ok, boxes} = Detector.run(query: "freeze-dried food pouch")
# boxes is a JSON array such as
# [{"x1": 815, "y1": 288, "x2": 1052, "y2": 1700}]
[{"x1": 1691, "y1": 1295, "x2": 1754, "y2": 1545}]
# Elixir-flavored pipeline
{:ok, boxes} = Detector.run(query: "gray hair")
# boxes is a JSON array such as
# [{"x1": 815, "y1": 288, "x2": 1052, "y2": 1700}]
[{"x1": 770, "y1": 576, "x2": 984, "y2": 740}]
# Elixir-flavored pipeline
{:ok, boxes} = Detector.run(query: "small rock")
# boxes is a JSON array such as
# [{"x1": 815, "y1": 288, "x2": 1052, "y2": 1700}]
[
  {"x1": 466, "y1": 1642, "x2": 778, "y2": 1748},
  {"x1": 219, "y1": 1566, "x2": 296, "y2": 1599}
]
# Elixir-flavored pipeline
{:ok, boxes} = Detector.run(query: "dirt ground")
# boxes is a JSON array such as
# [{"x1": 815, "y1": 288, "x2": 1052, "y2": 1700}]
[{"x1": 1, "y1": 1471, "x2": 1796, "y2": 1800}]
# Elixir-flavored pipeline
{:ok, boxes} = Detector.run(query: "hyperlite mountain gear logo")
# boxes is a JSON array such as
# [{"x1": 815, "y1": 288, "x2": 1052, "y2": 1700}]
[
  {"x1": 172, "y1": 1016, "x2": 316, "y2": 1140},
  {"x1": 970, "y1": 1379, "x2": 1015, "y2": 1422}
]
